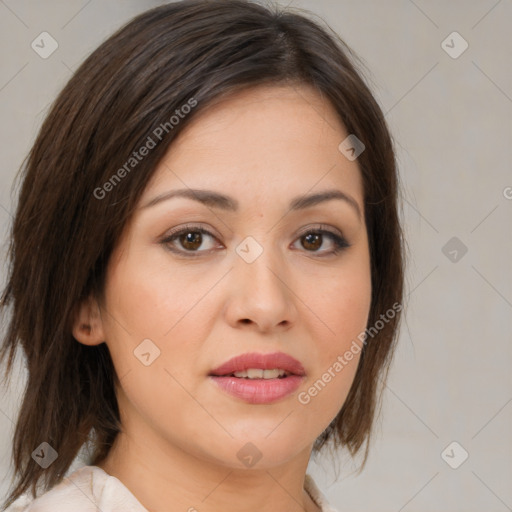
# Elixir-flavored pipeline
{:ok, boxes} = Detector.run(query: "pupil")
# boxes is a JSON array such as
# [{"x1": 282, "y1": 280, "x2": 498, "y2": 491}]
[
  {"x1": 303, "y1": 233, "x2": 321, "y2": 250},
  {"x1": 181, "y1": 232, "x2": 201, "y2": 250}
]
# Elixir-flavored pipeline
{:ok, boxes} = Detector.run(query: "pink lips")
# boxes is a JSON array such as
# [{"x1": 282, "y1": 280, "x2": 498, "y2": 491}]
[
  {"x1": 208, "y1": 352, "x2": 306, "y2": 404},
  {"x1": 209, "y1": 351, "x2": 306, "y2": 377}
]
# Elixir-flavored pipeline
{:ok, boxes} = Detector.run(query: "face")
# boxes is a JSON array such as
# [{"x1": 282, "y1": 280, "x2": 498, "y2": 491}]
[{"x1": 81, "y1": 84, "x2": 372, "y2": 470}]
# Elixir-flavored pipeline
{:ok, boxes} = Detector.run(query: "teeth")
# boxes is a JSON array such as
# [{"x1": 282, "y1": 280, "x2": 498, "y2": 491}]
[{"x1": 232, "y1": 368, "x2": 288, "y2": 379}]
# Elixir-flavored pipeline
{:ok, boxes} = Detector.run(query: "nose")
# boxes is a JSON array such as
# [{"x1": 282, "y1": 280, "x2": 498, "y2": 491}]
[{"x1": 223, "y1": 239, "x2": 298, "y2": 333}]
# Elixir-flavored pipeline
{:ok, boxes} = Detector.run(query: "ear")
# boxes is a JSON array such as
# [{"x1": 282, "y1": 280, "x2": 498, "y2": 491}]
[{"x1": 72, "y1": 294, "x2": 106, "y2": 346}]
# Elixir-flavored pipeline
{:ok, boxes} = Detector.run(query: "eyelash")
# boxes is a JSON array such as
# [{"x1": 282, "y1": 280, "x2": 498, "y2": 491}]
[{"x1": 160, "y1": 223, "x2": 351, "y2": 258}]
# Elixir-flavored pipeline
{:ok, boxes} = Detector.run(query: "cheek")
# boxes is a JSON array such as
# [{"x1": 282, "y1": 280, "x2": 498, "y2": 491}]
[
  {"x1": 102, "y1": 247, "x2": 211, "y2": 342},
  {"x1": 99, "y1": 246, "x2": 218, "y2": 399},
  {"x1": 99, "y1": 252, "x2": 214, "y2": 439},
  {"x1": 295, "y1": 294, "x2": 367, "y2": 438},
  {"x1": 304, "y1": 251, "x2": 372, "y2": 351},
  {"x1": 296, "y1": 256, "x2": 371, "y2": 425}
]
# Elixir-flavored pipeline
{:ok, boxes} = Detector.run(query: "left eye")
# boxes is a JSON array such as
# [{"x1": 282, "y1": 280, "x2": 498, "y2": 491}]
[{"x1": 160, "y1": 224, "x2": 350, "y2": 257}]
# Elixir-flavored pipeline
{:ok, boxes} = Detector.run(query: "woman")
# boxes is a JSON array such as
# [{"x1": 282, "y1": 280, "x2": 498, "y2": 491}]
[{"x1": 0, "y1": 1, "x2": 405, "y2": 510}]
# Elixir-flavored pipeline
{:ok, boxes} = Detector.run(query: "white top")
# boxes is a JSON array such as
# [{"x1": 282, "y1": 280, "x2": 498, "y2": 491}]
[{"x1": 5, "y1": 465, "x2": 340, "y2": 512}]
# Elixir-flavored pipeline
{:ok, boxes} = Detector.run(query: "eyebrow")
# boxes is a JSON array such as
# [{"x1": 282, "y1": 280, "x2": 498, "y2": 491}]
[{"x1": 141, "y1": 188, "x2": 362, "y2": 221}]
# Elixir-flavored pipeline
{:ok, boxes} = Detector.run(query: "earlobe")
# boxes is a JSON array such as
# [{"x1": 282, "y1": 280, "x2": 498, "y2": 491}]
[{"x1": 72, "y1": 295, "x2": 106, "y2": 346}]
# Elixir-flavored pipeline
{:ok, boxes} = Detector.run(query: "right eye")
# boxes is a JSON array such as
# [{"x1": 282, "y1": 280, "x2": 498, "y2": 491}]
[{"x1": 160, "y1": 224, "x2": 222, "y2": 257}]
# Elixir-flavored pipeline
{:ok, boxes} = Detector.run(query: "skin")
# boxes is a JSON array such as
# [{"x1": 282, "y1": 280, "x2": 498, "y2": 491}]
[{"x1": 73, "y1": 83, "x2": 372, "y2": 512}]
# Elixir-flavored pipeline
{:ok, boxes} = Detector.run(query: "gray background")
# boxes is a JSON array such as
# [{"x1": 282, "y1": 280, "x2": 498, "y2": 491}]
[{"x1": 1, "y1": 1, "x2": 511, "y2": 511}]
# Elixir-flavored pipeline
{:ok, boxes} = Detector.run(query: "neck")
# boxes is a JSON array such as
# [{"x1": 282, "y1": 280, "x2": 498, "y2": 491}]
[{"x1": 98, "y1": 429, "x2": 321, "y2": 512}]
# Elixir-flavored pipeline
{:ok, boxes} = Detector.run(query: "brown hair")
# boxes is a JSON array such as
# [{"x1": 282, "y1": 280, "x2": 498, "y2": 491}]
[{"x1": 0, "y1": 0, "x2": 406, "y2": 508}]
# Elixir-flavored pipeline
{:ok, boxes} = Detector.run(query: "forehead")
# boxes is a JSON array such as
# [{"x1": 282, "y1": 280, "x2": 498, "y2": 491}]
[
  {"x1": 142, "y1": 84, "x2": 364, "y2": 209},
  {"x1": 172, "y1": 83, "x2": 348, "y2": 151}
]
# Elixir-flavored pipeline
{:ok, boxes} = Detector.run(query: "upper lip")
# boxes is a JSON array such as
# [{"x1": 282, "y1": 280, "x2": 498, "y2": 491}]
[{"x1": 209, "y1": 351, "x2": 306, "y2": 377}]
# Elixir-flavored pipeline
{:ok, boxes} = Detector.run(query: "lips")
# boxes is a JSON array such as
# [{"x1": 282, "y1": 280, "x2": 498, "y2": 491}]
[
  {"x1": 209, "y1": 351, "x2": 306, "y2": 377},
  {"x1": 208, "y1": 351, "x2": 306, "y2": 404}
]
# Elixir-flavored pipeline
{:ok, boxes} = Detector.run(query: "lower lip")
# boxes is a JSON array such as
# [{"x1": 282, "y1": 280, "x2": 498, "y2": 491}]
[{"x1": 209, "y1": 375, "x2": 304, "y2": 404}]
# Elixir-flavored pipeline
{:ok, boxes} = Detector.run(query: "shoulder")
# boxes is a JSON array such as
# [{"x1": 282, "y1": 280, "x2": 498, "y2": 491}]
[
  {"x1": 4, "y1": 465, "x2": 144, "y2": 512},
  {"x1": 304, "y1": 473, "x2": 341, "y2": 512}
]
